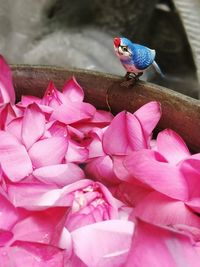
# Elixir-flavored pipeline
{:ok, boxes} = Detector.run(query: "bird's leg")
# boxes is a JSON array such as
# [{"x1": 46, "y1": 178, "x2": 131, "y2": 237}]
[
  {"x1": 121, "y1": 72, "x2": 143, "y2": 87},
  {"x1": 133, "y1": 72, "x2": 143, "y2": 80},
  {"x1": 124, "y1": 72, "x2": 131, "y2": 80}
]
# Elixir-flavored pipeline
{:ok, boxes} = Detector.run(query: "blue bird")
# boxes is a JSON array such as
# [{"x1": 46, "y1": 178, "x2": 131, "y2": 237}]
[{"x1": 113, "y1": 37, "x2": 163, "y2": 79}]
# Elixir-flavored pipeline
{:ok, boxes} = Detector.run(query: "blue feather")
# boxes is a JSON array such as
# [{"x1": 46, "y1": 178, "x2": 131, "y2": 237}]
[{"x1": 132, "y1": 44, "x2": 155, "y2": 70}]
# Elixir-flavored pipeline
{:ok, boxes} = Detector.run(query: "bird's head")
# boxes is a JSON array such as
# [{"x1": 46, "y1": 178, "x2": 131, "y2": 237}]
[{"x1": 113, "y1": 37, "x2": 132, "y2": 60}]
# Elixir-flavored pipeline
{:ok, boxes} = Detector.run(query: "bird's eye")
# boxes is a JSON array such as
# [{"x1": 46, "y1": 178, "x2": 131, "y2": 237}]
[{"x1": 121, "y1": 46, "x2": 128, "y2": 52}]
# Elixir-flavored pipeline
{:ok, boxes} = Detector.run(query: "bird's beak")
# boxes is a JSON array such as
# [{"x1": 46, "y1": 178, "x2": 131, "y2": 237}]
[{"x1": 113, "y1": 37, "x2": 121, "y2": 48}]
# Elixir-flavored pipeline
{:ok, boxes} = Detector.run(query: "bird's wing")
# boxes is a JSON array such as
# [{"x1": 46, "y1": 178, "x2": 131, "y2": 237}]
[{"x1": 133, "y1": 45, "x2": 156, "y2": 70}]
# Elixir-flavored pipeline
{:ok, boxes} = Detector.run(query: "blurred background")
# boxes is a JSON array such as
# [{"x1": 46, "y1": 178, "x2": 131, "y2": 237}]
[{"x1": 0, "y1": 0, "x2": 200, "y2": 98}]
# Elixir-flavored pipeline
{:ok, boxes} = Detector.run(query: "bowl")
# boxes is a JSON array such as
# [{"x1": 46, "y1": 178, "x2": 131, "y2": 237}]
[{"x1": 11, "y1": 65, "x2": 200, "y2": 152}]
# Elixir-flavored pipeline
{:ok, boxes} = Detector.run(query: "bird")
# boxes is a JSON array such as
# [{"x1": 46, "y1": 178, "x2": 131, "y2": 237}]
[{"x1": 113, "y1": 37, "x2": 163, "y2": 80}]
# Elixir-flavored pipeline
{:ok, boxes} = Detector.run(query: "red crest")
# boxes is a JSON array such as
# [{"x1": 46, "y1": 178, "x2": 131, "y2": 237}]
[{"x1": 113, "y1": 37, "x2": 121, "y2": 47}]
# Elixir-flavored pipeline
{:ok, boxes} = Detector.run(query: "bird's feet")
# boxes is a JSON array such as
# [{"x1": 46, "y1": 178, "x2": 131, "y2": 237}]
[{"x1": 121, "y1": 72, "x2": 143, "y2": 87}]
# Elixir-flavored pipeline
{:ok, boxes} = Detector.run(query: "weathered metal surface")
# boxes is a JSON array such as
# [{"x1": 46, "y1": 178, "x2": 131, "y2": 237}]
[{"x1": 11, "y1": 65, "x2": 200, "y2": 152}]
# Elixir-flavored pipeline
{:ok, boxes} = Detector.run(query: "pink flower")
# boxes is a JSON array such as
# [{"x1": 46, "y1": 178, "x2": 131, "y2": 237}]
[
  {"x1": 85, "y1": 101, "x2": 161, "y2": 184},
  {"x1": 7, "y1": 179, "x2": 120, "y2": 231},
  {"x1": 1, "y1": 54, "x2": 200, "y2": 266},
  {"x1": 0, "y1": 192, "x2": 71, "y2": 266},
  {"x1": 125, "y1": 220, "x2": 200, "y2": 267},
  {"x1": 123, "y1": 129, "x2": 200, "y2": 240},
  {"x1": 71, "y1": 220, "x2": 134, "y2": 267}
]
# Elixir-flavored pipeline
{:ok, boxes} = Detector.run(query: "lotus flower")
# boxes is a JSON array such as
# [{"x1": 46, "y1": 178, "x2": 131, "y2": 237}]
[
  {"x1": 123, "y1": 129, "x2": 200, "y2": 241},
  {"x1": 0, "y1": 55, "x2": 200, "y2": 266},
  {"x1": 85, "y1": 101, "x2": 161, "y2": 184}
]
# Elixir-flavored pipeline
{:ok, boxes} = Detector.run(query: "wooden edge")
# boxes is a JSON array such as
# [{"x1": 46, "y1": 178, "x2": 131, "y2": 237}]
[{"x1": 11, "y1": 64, "x2": 200, "y2": 152}]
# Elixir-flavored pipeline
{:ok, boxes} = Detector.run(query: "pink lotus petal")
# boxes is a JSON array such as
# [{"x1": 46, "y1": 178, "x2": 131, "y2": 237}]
[
  {"x1": 124, "y1": 149, "x2": 188, "y2": 200},
  {"x1": 8, "y1": 183, "x2": 56, "y2": 209},
  {"x1": 42, "y1": 81, "x2": 62, "y2": 108},
  {"x1": 126, "y1": 112, "x2": 147, "y2": 150},
  {"x1": 0, "y1": 104, "x2": 16, "y2": 130},
  {"x1": 103, "y1": 111, "x2": 146, "y2": 156},
  {"x1": 0, "y1": 131, "x2": 32, "y2": 181},
  {"x1": 0, "y1": 129, "x2": 20, "y2": 145},
  {"x1": 67, "y1": 254, "x2": 88, "y2": 267},
  {"x1": 28, "y1": 137, "x2": 68, "y2": 168},
  {"x1": 0, "y1": 230, "x2": 13, "y2": 246},
  {"x1": 0, "y1": 193, "x2": 19, "y2": 230},
  {"x1": 125, "y1": 220, "x2": 200, "y2": 267},
  {"x1": 19, "y1": 95, "x2": 41, "y2": 107},
  {"x1": 185, "y1": 198, "x2": 200, "y2": 214},
  {"x1": 48, "y1": 121, "x2": 68, "y2": 138},
  {"x1": 67, "y1": 125, "x2": 85, "y2": 140},
  {"x1": 102, "y1": 112, "x2": 128, "y2": 155},
  {"x1": 90, "y1": 109, "x2": 114, "y2": 124},
  {"x1": 50, "y1": 101, "x2": 96, "y2": 124},
  {"x1": 112, "y1": 155, "x2": 134, "y2": 182},
  {"x1": 85, "y1": 155, "x2": 120, "y2": 185},
  {"x1": 22, "y1": 103, "x2": 46, "y2": 149},
  {"x1": 179, "y1": 158, "x2": 200, "y2": 200},
  {"x1": 6, "y1": 117, "x2": 23, "y2": 141},
  {"x1": 0, "y1": 241, "x2": 66, "y2": 267},
  {"x1": 135, "y1": 191, "x2": 200, "y2": 231},
  {"x1": 111, "y1": 181, "x2": 152, "y2": 207},
  {"x1": 87, "y1": 130, "x2": 105, "y2": 159},
  {"x1": 157, "y1": 129, "x2": 190, "y2": 165},
  {"x1": 71, "y1": 220, "x2": 134, "y2": 267},
  {"x1": 62, "y1": 76, "x2": 84, "y2": 102},
  {"x1": 12, "y1": 207, "x2": 67, "y2": 247},
  {"x1": 134, "y1": 101, "x2": 161, "y2": 141},
  {"x1": 65, "y1": 140, "x2": 88, "y2": 163},
  {"x1": 0, "y1": 55, "x2": 15, "y2": 104},
  {"x1": 33, "y1": 163, "x2": 85, "y2": 186}
]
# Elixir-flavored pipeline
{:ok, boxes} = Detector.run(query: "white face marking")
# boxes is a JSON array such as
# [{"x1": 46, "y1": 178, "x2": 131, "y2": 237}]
[{"x1": 115, "y1": 44, "x2": 132, "y2": 60}]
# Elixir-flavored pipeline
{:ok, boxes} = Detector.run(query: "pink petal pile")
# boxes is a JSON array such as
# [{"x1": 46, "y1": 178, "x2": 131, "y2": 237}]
[{"x1": 0, "y1": 55, "x2": 200, "y2": 266}]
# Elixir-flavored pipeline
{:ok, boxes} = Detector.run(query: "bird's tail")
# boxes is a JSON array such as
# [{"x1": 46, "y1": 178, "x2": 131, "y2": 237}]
[{"x1": 152, "y1": 61, "x2": 165, "y2": 78}]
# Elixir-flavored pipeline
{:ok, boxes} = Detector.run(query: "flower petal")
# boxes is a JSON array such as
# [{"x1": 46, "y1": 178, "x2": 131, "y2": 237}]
[
  {"x1": 12, "y1": 207, "x2": 67, "y2": 247},
  {"x1": 0, "y1": 131, "x2": 32, "y2": 181},
  {"x1": 0, "y1": 193, "x2": 19, "y2": 230},
  {"x1": 179, "y1": 158, "x2": 200, "y2": 200},
  {"x1": 50, "y1": 102, "x2": 96, "y2": 124},
  {"x1": 0, "y1": 55, "x2": 15, "y2": 104},
  {"x1": 85, "y1": 155, "x2": 120, "y2": 185},
  {"x1": 71, "y1": 220, "x2": 134, "y2": 267},
  {"x1": 22, "y1": 103, "x2": 46, "y2": 149},
  {"x1": 103, "y1": 111, "x2": 146, "y2": 155},
  {"x1": 65, "y1": 141, "x2": 88, "y2": 163},
  {"x1": 28, "y1": 137, "x2": 68, "y2": 168},
  {"x1": 62, "y1": 76, "x2": 84, "y2": 102},
  {"x1": 111, "y1": 181, "x2": 152, "y2": 207},
  {"x1": 124, "y1": 150, "x2": 188, "y2": 200},
  {"x1": 6, "y1": 117, "x2": 23, "y2": 141},
  {"x1": 33, "y1": 163, "x2": 85, "y2": 186},
  {"x1": 0, "y1": 104, "x2": 17, "y2": 130},
  {"x1": 0, "y1": 241, "x2": 66, "y2": 267},
  {"x1": 19, "y1": 95, "x2": 41, "y2": 107},
  {"x1": 157, "y1": 129, "x2": 190, "y2": 165},
  {"x1": 41, "y1": 81, "x2": 62, "y2": 108},
  {"x1": 0, "y1": 230, "x2": 13, "y2": 246},
  {"x1": 126, "y1": 220, "x2": 200, "y2": 267},
  {"x1": 135, "y1": 191, "x2": 200, "y2": 230},
  {"x1": 102, "y1": 112, "x2": 128, "y2": 155},
  {"x1": 8, "y1": 183, "x2": 56, "y2": 209},
  {"x1": 134, "y1": 101, "x2": 161, "y2": 141}
]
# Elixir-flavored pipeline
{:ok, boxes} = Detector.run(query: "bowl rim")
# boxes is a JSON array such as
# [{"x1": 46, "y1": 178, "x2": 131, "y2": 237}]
[{"x1": 11, "y1": 64, "x2": 200, "y2": 152}]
